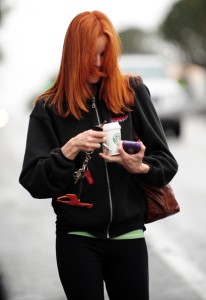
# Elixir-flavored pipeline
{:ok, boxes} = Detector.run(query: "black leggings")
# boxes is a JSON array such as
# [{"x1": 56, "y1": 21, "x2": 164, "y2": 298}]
[{"x1": 56, "y1": 234, "x2": 149, "y2": 300}]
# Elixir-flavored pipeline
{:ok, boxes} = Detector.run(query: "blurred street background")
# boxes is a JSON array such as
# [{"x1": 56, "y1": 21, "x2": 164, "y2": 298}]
[{"x1": 0, "y1": 0, "x2": 206, "y2": 299}]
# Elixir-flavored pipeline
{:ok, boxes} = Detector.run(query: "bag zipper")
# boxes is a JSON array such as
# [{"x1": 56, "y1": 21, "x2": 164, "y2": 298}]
[{"x1": 92, "y1": 96, "x2": 113, "y2": 238}]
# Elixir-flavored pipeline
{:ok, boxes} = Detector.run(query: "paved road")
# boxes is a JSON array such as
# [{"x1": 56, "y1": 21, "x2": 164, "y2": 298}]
[{"x1": 0, "y1": 113, "x2": 205, "y2": 300}]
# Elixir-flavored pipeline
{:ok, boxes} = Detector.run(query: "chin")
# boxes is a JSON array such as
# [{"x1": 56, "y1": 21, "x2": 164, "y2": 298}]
[{"x1": 88, "y1": 77, "x2": 100, "y2": 84}]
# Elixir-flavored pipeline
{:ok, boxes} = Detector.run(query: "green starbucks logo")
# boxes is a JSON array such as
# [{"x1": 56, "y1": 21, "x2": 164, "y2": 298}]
[{"x1": 113, "y1": 133, "x2": 121, "y2": 144}]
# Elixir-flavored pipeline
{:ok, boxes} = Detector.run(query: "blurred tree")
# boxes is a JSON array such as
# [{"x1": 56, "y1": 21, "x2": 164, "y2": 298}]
[
  {"x1": 119, "y1": 28, "x2": 156, "y2": 54},
  {"x1": 0, "y1": 0, "x2": 10, "y2": 61},
  {"x1": 0, "y1": 0, "x2": 10, "y2": 25},
  {"x1": 118, "y1": 27, "x2": 178, "y2": 58},
  {"x1": 160, "y1": 0, "x2": 206, "y2": 67},
  {"x1": 0, "y1": 0, "x2": 3, "y2": 24}
]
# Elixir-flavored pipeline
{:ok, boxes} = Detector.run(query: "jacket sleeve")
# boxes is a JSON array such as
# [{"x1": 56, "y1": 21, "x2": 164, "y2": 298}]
[
  {"x1": 131, "y1": 80, "x2": 178, "y2": 187},
  {"x1": 19, "y1": 101, "x2": 75, "y2": 199}
]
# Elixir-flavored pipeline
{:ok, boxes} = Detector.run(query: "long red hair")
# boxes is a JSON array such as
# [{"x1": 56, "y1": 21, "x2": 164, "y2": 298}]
[{"x1": 35, "y1": 10, "x2": 135, "y2": 119}]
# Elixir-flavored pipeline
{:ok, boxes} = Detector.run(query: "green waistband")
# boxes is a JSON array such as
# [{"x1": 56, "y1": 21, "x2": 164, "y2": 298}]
[{"x1": 68, "y1": 229, "x2": 144, "y2": 240}]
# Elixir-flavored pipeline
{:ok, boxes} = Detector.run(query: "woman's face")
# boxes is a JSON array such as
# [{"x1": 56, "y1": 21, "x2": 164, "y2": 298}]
[{"x1": 88, "y1": 35, "x2": 108, "y2": 84}]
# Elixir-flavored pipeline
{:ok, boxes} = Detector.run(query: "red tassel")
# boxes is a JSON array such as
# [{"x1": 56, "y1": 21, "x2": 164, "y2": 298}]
[{"x1": 84, "y1": 169, "x2": 94, "y2": 185}]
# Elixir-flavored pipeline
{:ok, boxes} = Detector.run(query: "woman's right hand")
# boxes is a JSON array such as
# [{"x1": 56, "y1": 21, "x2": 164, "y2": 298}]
[{"x1": 61, "y1": 129, "x2": 106, "y2": 160}]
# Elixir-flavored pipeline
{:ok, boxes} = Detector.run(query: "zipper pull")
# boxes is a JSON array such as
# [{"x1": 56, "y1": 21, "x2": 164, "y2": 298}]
[{"x1": 92, "y1": 96, "x2": 96, "y2": 108}]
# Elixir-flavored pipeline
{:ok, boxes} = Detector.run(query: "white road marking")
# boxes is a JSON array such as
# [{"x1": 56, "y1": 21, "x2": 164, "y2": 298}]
[{"x1": 147, "y1": 229, "x2": 206, "y2": 299}]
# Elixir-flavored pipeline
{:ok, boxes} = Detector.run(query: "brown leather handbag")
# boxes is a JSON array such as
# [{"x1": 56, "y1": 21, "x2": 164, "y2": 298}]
[{"x1": 137, "y1": 180, "x2": 180, "y2": 223}]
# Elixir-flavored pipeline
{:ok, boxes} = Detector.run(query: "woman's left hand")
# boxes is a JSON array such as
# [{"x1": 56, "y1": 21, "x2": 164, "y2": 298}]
[{"x1": 99, "y1": 141, "x2": 150, "y2": 174}]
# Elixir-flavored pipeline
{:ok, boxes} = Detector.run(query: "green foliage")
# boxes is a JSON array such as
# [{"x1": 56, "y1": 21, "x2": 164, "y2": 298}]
[
  {"x1": 160, "y1": 0, "x2": 206, "y2": 66},
  {"x1": 119, "y1": 28, "x2": 155, "y2": 54},
  {"x1": 0, "y1": 0, "x2": 8, "y2": 25},
  {"x1": 0, "y1": 0, "x2": 11, "y2": 61}
]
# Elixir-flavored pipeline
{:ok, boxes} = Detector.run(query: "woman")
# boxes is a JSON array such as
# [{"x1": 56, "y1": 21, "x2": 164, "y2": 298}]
[{"x1": 19, "y1": 10, "x2": 178, "y2": 300}]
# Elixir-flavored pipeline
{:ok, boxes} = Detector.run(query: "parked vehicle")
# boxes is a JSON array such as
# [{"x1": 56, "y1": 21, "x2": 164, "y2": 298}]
[{"x1": 119, "y1": 54, "x2": 188, "y2": 137}]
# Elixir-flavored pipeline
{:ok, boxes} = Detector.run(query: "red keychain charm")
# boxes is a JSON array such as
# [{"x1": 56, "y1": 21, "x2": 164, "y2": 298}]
[{"x1": 84, "y1": 168, "x2": 94, "y2": 185}]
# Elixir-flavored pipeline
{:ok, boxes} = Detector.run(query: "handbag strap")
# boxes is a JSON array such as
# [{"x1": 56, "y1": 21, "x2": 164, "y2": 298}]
[{"x1": 129, "y1": 76, "x2": 142, "y2": 142}]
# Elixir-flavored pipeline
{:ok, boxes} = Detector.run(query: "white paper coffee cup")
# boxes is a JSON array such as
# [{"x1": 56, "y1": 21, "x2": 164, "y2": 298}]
[{"x1": 103, "y1": 122, "x2": 121, "y2": 155}]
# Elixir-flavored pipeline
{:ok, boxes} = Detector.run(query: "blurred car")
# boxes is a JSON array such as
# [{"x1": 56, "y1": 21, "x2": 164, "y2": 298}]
[{"x1": 119, "y1": 54, "x2": 188, "y2": 138}]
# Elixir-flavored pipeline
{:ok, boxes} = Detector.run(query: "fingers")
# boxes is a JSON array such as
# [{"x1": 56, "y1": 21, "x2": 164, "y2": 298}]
[
  {"x1": 74, "y1": 129, "x2": 106, "y2": 152},
  {"x1": 99, "y1": 140, "x2": 147, "y2": 173},
  {"x1": 99, "y1": 151, "x2": 121, "y2": 162},
  {"x1": 118, "y1": 140, "x2": 145, "y2": 157},
  {"x1": 89, "y1": 129, "x2": 106, "y2": 141},
  {"x1": 62, "y1": 130, "x2": 106, "y2": 160}
]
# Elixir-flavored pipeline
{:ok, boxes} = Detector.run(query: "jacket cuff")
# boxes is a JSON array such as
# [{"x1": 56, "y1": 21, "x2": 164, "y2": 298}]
[{"x1": 52, "y1": 148, "x2": 75, "y2": 164}]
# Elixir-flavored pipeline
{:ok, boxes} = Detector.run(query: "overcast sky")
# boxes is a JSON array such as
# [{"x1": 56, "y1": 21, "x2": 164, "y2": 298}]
[
  {"x1": 6, "y1": 0, "x2": 178, "y2": 30},
  {"x1": 65, "y1": 0, "x2": 178, "y2": 30},
  {"x1": 2, "y1": 0, "x2": 179, "y2": 62}
]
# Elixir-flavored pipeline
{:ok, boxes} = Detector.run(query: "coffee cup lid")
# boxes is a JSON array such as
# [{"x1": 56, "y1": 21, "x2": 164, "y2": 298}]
[{"x1": 103, "y1": 122, "x2": 121, "y2": 131}]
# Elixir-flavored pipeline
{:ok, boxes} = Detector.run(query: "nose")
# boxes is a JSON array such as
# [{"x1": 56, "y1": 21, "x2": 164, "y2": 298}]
[{"x1": 94, "y1": 55, "x2": 101, "y2": 67}]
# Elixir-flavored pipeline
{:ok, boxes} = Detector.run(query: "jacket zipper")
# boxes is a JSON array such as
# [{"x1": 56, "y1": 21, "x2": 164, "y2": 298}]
[{"x1": 92, "y1": 97, "x2": 113, "y2": 238}]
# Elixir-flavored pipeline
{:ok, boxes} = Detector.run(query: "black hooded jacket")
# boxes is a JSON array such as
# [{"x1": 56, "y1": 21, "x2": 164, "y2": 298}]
[{"x1": 19, "y1": 81, "x2": 178, "y2": 238}]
